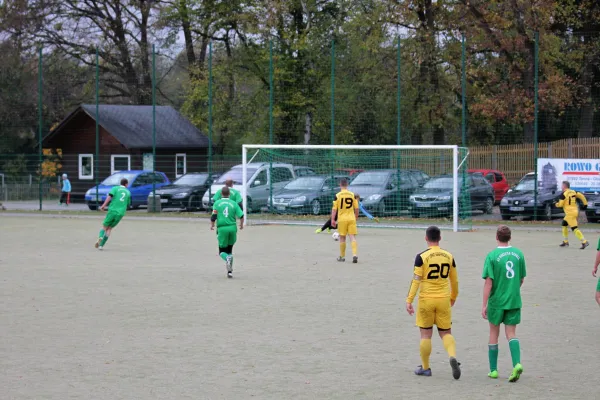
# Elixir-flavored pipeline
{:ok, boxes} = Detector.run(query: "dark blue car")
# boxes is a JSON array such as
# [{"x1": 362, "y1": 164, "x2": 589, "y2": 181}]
[{"x1": 85, "y1": 170, "x2": 170, "y2": 210}]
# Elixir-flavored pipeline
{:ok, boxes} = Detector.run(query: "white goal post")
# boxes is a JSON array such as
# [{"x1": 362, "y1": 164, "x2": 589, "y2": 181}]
[{"x1": 241, "y1": 144, "x2": 469, "y2": 232}]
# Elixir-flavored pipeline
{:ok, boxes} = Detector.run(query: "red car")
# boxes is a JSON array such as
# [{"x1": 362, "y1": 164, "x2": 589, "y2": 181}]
[{"x1": 468, "y1": 169, "x2": 509, "y2": 204}]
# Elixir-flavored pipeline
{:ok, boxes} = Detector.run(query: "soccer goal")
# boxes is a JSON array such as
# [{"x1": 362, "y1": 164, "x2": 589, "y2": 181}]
[{"x1": 241, "y1": 145, "x2": 472, "y2": 232}]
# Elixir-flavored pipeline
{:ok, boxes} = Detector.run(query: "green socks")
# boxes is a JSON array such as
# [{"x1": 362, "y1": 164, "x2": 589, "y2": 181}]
[
  {"x1": 488, "y1": 344, "x2": 499, "y2": 372},
  {"x1": 220, "y1": 252, "x2": 228, "y2": 261},
  {"x1": 99, "y1": 229, "x2": 105, "y2": 239},
  {"x1": 100, "y1": 235, "x2": 109, "y2": 246},
  {"x1": 509, "y1": 338, "x2": 521, "y2": 367}
]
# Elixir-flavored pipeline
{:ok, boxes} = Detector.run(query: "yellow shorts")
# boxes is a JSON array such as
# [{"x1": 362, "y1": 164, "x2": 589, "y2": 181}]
[
  {"x1": 563, "y1": 214, "x2": 578, "y2": 228},
  {"x1": 416, "y1": 297, "x2": 452, "y2": 330},
  {"x1": 337, "y1": 220, "x2": 357, "y2": 236}
]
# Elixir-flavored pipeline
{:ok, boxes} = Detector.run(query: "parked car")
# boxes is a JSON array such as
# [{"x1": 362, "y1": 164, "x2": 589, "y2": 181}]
[
  {"x1": 584, "y1": 192, "x2": 600, "y2": 223},
  {"x1": 348, "y1": 169, "x2": 422, "y2": 216},
  {"x1": 336, "y1": 168, "x2": 364, "y2": 178},
  {"x1": 407, "y1": 169, "x2": 431, "y2": 187},
  {"x1": 85, "y1": 170, "x2": 170, "y2": 210},
  {"x1": 409, "y1": 173, "x2": 495, "y2": 217},
  {"x1": 202, "y1": 163, "x2": 296, "y2": 212},
  {"x1": 499, "y1": 172, "x2": 562, "y2": 220},
  {"x1": 294, "y1": 166, "x2": 317, "y2": 177},
  {"x1": 151, "y1": 172, "x2": 215, "y2": 211},
  {"x1": 469, "y1": 169, "x2": 509, "y2": 204},
  {"x1": 270, "y1": 175, "x2": 348, "y2": 215}
]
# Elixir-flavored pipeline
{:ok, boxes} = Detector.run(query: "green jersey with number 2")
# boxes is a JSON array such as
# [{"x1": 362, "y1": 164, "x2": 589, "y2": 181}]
[
  {"x1": 108, "y1": 185, "x2": 131, "y2": 215},
  {"x1": 213, "y1": 198, "x2": 244, "y2": 228},
  {"x1": 482, "y1": 246, "x2": 527, "y2": 310}
]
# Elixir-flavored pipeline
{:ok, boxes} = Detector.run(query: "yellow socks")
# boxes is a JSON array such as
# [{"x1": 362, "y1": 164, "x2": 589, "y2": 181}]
[
  {"x1": 442, "y1": 334, "x2": 457, "y2": 358},
  {"x1": 574, "y1": 228, "x2": 585, "y2": 242},
  {"x1": 340, "y1": 243, "x2": 346, "y2": 258},
  {"x1": 420, "y1": 339, "x2": 432, "y2": 370},
  {"x1": 562, "y1": 226, "x2": 569, "y2": 241},
  {"x1": 351, "y1": 241, "x2": 357, "y2": 256}
]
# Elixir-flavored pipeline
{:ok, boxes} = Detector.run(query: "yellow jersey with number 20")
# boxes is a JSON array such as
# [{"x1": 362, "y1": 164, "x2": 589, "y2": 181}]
[{"x1": 333, "y1": 189, "x2": 358, "y2": 222}]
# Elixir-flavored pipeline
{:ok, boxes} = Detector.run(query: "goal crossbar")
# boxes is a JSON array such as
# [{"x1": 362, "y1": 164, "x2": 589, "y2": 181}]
[{"x1": 242, "y1": 144, "x2": 468, "y2": 232}]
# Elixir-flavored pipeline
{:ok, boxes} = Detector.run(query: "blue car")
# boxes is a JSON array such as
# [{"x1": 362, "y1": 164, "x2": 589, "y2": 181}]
[{"x1": 85, "y1": 170, "x2": 170, "y2": 210}]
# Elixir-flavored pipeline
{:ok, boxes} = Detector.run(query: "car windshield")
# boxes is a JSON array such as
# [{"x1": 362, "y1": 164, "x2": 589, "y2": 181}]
[
  {"x1": 350, "y1": 172, "x2": 389, "y2": 186},
  {"x1": 101, "y1": 172, "x2": 136, "y2": 186},
  {"x1": 514, "y1": 177, "x2": 535, "y2": 191},
  {"x1": 284, "y1": 177, "x2": 324, "y2": 191},
  {"x1": 173, "y1": 174, "x2": 208, "y2": 186},
  {"x1": 423, "y1": 177, "x2": 463, "y2": 189},
  {"x1": 216, "y1": 168, "x2": 257, "y2": 184}
]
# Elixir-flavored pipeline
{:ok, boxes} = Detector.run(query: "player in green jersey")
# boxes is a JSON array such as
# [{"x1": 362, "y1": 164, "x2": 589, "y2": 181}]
[
  {"x1": 210, "y1": 186, "x2": 244, "y2": 278},
  {"x1": 592, "y1": 237, "x2": 600, "y2": 306},
  {"x1": 95, "y1": 178, "x2": 131, "y2": 250},
  {"x1": 212, "y1": 179, "x2": 243, "y2": 208},
  {"x1": 482, "y1": 225, "x2": 526, "y2": 382}
]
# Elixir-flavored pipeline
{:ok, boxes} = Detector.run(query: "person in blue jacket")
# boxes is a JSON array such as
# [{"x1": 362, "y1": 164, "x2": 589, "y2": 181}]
[
  {"x1": 59, "y1": 173, "x2": 71, "y2": 206},
  {"x1": 316, "y1": 194, "x2": 379, "y2": 233}
]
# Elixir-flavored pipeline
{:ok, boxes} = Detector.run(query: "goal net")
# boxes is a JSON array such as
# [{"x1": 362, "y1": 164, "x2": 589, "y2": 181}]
[{"x1": 241, "y1": 145, "x2": 472, "y2": 232}]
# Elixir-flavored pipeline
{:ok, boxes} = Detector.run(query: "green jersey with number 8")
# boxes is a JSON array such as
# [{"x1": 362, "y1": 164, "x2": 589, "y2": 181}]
[
  {"x1": 108, "y1": 185, "x2": 131, "y2": 215},
  {"x1": 213, "y1": 198, "x2": 244, "y2": 228},
  {"x1": 482, "y1": 246, "x2": 527, "y2": 310}
]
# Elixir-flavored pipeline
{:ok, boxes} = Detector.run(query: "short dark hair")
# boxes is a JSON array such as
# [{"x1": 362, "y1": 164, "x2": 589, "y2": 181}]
[
  {"x1": 563, "y1": 180, "x2": 570, "y2": 188},
  {"x1": 339, "y1": 178, "x2": 348, "y2": 187},
  {"x1": 497, "y1": 225, "x2": 511, "y2": 243},
  {"x1": 120, "y1": 178, "x2": 128, "y2": 186},
  {"x1": 354, "y1": 193, "x2": 361, "y2": 200},
  {"x1": 221, "y1": 186, "x2": 230, "y2": 197},
  {"x1": 426, "y1": 226, "x2": 441, "y2": 242}
]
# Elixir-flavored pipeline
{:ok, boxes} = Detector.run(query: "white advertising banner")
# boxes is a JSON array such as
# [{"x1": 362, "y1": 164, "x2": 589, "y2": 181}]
[{"x1": 537, "y1": 158, "x2": 600, "y2": 193}]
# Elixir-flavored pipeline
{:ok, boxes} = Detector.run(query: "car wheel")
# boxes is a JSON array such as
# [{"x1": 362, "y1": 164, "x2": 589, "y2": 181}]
[
  {"x1": 311, "y1": 199, "x2": 321, "y2": 215},
  {"x1": 543, "y1": 203, "x2": 552, "y2": 221},
  {"x1": 88, "y1": 204, "x2": 97, "y2": 211},
  {"x1": 484, "y1": 197, "x2": 494, "y2": 214},
  {"x1": 187, "y1": 195, "x2": 200, "y2": 211},
  {"x1": 587, "y1": 216, "x2": 599, "y2": 223},
  {"x1": 501, "y1": 213, "x2": 511, "y2": 221},
  {"x1": 246, "y1": 198, "x2": 253, "y2": 213},
  {"x1": 378, "y1": 201, "x2": 386, "y2": 216}
]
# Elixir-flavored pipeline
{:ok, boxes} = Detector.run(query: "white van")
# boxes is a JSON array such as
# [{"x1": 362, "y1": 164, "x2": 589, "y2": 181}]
[{"x1": 202, "y1": 163, "x2": 295, "y2": 212}]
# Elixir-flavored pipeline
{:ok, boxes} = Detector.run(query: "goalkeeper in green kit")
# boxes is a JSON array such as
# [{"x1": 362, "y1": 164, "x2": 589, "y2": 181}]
[
  {"x1": 95, "y1": 178, "x2": 131, "y2": 250},
  {"x1": 211, "y1": 186, "x2": 244, "y2": 278}
]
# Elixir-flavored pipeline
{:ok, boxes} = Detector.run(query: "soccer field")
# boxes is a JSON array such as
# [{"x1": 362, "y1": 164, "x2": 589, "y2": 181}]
[{"x1": 0, "y1": 215, "x2": 597, "y2": 399}]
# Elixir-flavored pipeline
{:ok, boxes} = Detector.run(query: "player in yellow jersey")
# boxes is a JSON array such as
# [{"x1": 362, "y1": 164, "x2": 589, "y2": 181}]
[
  {"x1": 405, "y1": 226, "x2": 461, "y2": 379},
  {"x1": 555, "y1": 181, "x2": 589, "y2": 249},
  {"x1": 331, "y1": 178, "x2": 359, "y2": 263}
]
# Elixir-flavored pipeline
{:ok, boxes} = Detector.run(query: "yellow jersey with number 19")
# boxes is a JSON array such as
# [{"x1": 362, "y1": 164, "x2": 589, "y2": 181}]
[
  {"x1": 409, "y1": 246, "x2": 458, "y2": 301},
  {"x1": 333, "y1": 189, "x2": 358, "y2": 222}
]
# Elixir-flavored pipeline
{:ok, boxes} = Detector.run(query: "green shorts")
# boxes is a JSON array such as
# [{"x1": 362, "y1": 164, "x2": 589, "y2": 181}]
[
  {"x1": 596, "y1": 278, "x2": 600, "y2": 292},
  {"x1": 487, "y1": 307, "x2": 521, "y2": 326},
  {"x1": 217, "y1": 225, "x2": 237, "y2": 248},
  {"x1": 102, "y1": 211, "x2": 124, "y2": 228}
]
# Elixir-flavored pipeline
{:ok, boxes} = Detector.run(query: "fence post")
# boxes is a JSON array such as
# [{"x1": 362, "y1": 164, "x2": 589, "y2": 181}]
[
  {"x1": 268, "y1": 40, "x2": 273, "y2": 211},
  {"x1": 208, "y1": 41, "x2": 213, "y2": 202},
  {"x1": 548, "y1": 143, "x2": 552, "y2": 158},
  {"x1": 533, "y1": 32, "x2": 539, "y2": 220},
  {"x1": 396, "y1": 36, "x2": 402, "y2": 209},
  {"x1": 461, "y1": 34, "x2": 467, "y2": 147},
  {"x1": 151, "y1": 44, "x2": 157, "y2": 210},
  {"x1": 568, "y1": 138, "x2": 573, "y2": 158},
  {"x1": 95, "y1": 47, "x2": 100, "y2": 209},
  {"x1": 492, "y1": 145, "x2": 497, "y2": 170},
  {"x1": 38, "y1": 46, "x2": 43, "y2": 211}
]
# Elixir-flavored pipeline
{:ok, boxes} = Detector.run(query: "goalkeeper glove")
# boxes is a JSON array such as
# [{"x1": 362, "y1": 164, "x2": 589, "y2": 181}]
[{"x1": 581, "y1": 204, "x2": 588, "y2": 210}]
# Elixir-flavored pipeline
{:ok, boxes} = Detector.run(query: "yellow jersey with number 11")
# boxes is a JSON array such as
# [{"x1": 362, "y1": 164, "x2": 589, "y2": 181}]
[{"x1": 333, "y1": 189, "x2": 358, "y2": 222}]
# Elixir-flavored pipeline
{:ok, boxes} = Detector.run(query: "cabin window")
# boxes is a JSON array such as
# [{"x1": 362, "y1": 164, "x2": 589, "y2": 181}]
[
  {"x1": 78, "y1": 154, "x2": 93, "y2": 180},
  {"x1": 111, "y1": 155, "x2": 131, "y2": 174},
  {"x1": 176, "y1": 153, "x2": 187, "y2": 177}
]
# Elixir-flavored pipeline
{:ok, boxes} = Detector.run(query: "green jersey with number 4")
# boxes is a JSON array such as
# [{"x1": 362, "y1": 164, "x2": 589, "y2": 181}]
[
  {"x1": 108, "y1": 185, "x2": 131, "y2": 215},
  {"x1": 482, "y1": 246, "x2": 527, "y2": 310},
  {"x1": 213, "y1": 198, "x2": 244, "y2": 228}
]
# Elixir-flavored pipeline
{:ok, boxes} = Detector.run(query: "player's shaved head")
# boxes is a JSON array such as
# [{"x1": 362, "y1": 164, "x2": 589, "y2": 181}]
[
  {"x1": 562, "y1": 180, "x2": 570, "y2": 189},
  {"x1": 221, "y1": 186, "x2": 230, "y2": 197},
  {"x1": 425, "y1": 226, "x2": 441, "y2": 243},
  {"x1": 120, "y1": 178, "x2": 128, "y2": 186},
  {"x1": 496, "y1": 225, "x2": 511, "y2": 243},
  {"x1": 225, "y1": 179, "x2": 234, "y2": 187},
  {"x1": 339, "y1": 178, "x2": 348, "y2": 188},
  {"x1": 354, "y1": 194, "x2": 361, "y2": 201}
]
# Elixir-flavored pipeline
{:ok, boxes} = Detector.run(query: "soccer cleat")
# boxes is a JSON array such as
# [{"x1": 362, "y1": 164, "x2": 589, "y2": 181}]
[
  {"x1": 98, "y1": 246, "x2": 103, "y2": 251},
  {"x1": 227, "y1": 271, "x2": 233, "y2": 279},
  {"x1": 352, "y1": 256, "x2": 358, "y2": 264},
  {"x1": 414, "y1": 365, "x2": 432, "y2": 376},
  {"x1": 94, "y1": 240, "x2": 100, "y2": 249},
  {"x1": 226, "y1": 255, "x2": 233, "y2": 273},
  {"x1": 337, "y1": 257, "x2": 345, "y2": 262},
  {"x1": 508, "y1": 363, "x2": 523, "y2": 382},
  {"x1": 559, "y1": 241, "x2": 569, "y2": 247},
  {"x1": 315, "y1": 228, "x2": 322, "y2": 233},
  {"x1": 488, "y1": 370, "x2": 499, "y2": 379},
  {"x1": 326, "y1": 228, "x2": 331, "y2": 233},
  {"x1": 449, "y1": 357, "x2": 461, "y2": 380},
  {"x1": 581, "y1": 241, "x2": 589, "y2": 250}
]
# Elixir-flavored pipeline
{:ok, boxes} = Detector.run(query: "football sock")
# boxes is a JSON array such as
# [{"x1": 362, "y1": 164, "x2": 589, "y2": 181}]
[
  {"x1": 420, "y1": 339, "x2": 432, "y2": 370},
  {"x1": 442, "y1": 334, "x2": 457, "y2": 358},
  {"x1": 562, "y1": 226, "x2": 568, "y2": 241},
  {"x1": 220, "y1": 252, "x2": 228, "y2": 261},
  {"x1": 508, "y1": 338, "x2": 521, "y2": 367},
  {"x1": 574, "y1": 228, "x2": 585, "y2": 242},
  {"x1": 488, "y1": 344, "x2": 499, "y2": 372},
  {"x1": 351, "y1": 241, "x2": 357, "y2": 256},
  {"x1": 99, "y1": 229, "x2": 105, "y2": 239},
  {"x1": 340, "y1": 243, "x2": 346, "y2": 258},
  {"x1": 100, "y1": 235, "x2": 109, "y2": 246}
]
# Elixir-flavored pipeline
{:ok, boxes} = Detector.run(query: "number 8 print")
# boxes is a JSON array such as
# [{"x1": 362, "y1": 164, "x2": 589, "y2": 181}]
[{"x1": 505, "y1": 261, "x2": 515, "y2": 279}]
